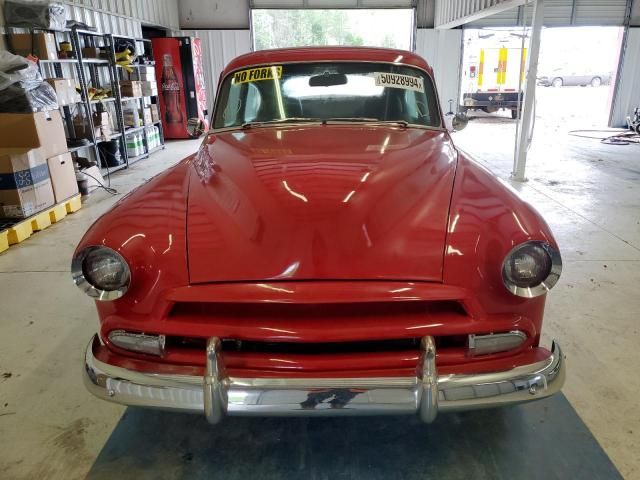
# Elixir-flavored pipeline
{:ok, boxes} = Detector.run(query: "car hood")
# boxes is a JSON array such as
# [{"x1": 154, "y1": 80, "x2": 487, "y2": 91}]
[{"x1": 187, "y1": 125, "x2": 458, "y2": 283}]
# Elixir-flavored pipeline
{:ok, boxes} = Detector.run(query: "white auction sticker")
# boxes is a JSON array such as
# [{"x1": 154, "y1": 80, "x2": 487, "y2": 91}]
[{"x1": 375, "y1": 72, "x2": 424, "y2": 92}]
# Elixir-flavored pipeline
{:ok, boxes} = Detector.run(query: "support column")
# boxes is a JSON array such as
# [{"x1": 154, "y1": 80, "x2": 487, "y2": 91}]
[{"x1": 513, "y1": 0, "x2": 544, "y2": 182}]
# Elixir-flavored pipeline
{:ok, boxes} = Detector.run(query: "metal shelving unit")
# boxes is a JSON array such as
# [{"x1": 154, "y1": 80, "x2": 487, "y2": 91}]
[
  {"x1": 6, "y1": 27, "x2": 102, "y2": 165},
  {"x1": 110, "y1": 35, "x2": 166, "y2": 161},
  {"x1": 72, "y1": 29, "x2": 128, "y2": 174},
  {"x1": 5, "y1": 27, "x2": 165, "y2": 179}
]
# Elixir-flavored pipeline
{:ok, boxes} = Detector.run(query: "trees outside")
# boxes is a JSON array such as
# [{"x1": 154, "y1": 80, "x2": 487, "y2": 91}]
[{"x1": 253, "y1": 10, "x2": 397, "y2": 50}]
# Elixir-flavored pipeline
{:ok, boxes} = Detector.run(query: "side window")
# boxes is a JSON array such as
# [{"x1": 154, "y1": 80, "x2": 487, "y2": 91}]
[{"x1": 243, "y1": 83, "x2": 262, "y2": 122}]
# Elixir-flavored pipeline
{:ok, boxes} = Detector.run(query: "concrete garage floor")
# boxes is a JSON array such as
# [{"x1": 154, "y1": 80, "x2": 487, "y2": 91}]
[
  {"x1": 0, "y1": 97, "x2": 637, "y2": 477},
  {"x1": 454, "y1": 85, "x2": 640, "y2": 478}
]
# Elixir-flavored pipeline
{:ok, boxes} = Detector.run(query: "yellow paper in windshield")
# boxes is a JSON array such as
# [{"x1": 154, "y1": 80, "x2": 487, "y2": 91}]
[{"x1": 232, "y1": 66, "x2": 282, "y2": 84}]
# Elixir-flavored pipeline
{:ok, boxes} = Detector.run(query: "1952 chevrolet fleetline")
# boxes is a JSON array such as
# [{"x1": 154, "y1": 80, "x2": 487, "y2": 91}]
[{"x1": 73, "y1": 47, "x2": 565, "y2": 424}]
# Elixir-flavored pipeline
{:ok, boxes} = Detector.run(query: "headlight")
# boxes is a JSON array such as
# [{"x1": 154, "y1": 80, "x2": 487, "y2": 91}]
[
  {"x1": 71, "y1": 246, "x2": 130, "y2": 300},
  {"x1": 502, "y1": 241, "x2": 561, "y2": 298}
]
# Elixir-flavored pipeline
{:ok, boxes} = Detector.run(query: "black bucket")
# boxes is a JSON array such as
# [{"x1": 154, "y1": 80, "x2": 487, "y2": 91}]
[{"x1": 98, "y1": 139, "x2": 124, "y2": 167}]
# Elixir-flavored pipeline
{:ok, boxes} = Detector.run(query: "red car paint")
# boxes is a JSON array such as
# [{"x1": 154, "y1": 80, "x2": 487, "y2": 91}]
[{"x1": 76, "y1": 47, "x2": 559, "y2": 379}]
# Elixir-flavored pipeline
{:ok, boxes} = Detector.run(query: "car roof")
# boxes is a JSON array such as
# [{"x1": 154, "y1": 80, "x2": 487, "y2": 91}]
[{"x1": 223, "y1": 46, "x2": 433, "y2": 77}]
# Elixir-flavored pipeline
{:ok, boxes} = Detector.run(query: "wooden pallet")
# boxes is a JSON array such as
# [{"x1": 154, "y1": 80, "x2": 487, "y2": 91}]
[{"x1": 0, "y1": 194, "x2": 82, "y2": 254}]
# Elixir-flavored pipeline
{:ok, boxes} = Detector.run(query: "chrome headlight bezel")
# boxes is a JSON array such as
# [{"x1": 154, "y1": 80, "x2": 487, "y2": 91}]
[
  {"x1": 501, "y1": 241, "x2": 562, "y2": 298},
  {"x1": 71, "y1": 246, "x2": 131, "y2": 301}
]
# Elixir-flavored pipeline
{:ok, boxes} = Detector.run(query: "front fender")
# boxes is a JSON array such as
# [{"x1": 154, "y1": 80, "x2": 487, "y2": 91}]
[
  {"x1": 73, "y1": 157, "x2": 194, "y2": 322},
  {"x1": 443, "y1": 153, "x2": 559, "y2": 336}
]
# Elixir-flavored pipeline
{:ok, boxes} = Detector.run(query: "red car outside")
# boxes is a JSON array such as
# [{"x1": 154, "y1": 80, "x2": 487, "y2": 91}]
[{"x1": 74, "y1": 47, "x2": 565, "y2": 423}]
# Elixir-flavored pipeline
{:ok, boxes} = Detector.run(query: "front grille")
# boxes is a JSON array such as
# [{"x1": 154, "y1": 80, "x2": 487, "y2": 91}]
[
  {"x1": 165, "y1": 336, "x2": 468, "y2": 356},
  {"x1": 169, "y1": 299, "x2": 467, "y2": 322},
  {"x1": 154, "y1": 296, "x2": 476, "y2": 371}
]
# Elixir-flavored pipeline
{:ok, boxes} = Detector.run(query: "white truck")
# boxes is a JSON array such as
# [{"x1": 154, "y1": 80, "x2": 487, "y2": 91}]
[{"x1": 460, "y1": 32, "x2": 526, "y2": 119}]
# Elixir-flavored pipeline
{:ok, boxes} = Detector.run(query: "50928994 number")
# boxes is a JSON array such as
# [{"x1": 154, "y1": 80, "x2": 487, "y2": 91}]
[{"x1": 374, "y1": 72, "x2": 424, "y2": 93}]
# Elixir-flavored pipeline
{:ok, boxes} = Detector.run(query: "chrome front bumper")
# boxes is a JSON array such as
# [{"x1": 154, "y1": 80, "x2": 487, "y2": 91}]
[{"x1": 84, "y1": 335, "x2": 565, "y2": 424}]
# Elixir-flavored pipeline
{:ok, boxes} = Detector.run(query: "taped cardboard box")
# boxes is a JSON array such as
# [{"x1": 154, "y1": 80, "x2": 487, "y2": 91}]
[
  {"x1": 137, "y1": 72, "x2": 156, "y2": 82},
  {"x1": 76, "y1": 166, "x2": 105, "y2": 195},
  {"x1": 141, "y1": 81, "x2": 158, "y2": 97},
  {"x1": 82, "y1": 47, "x2": 106, "y2": 59},
  {"x1": 150, "y1": 104, "x2": 160, "y2": 123},
  {"x1": 9, "y1": 32, "x2": 58, "y2": 60},
  {"x1": 45, "y1": 79, "x2": 80, "y2": 107},
  {"x1": 73, "y1": 113, "x2": 112, "y2": 142},
  {"x1": 120, "y1": 81, "x2": 142, "y2": 98},
  {"x1": 0, "y1": 147, "x2": 55, "y2": 218},
  {"x1": 137, "y1": 65, "x2": 155, "y2": 76},
  {"x1": 47, "y1": 152, "x2": 78, "y2": 203},
  {"x1": 142, "y1": 107, "x2": 153, "y2": 125},
  {"x1": 0, "y1": 111, "x2": 67, "y2": 158}
]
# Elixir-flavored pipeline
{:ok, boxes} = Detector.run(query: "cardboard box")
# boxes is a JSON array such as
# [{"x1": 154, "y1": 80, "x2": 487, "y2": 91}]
[
  {"x1": 120, "y1": 81, "x2": 142, "y2": 98},
  {"x1": 9, "y1": 32, "x2": 58, "y2": 60},
  {"x1": 82, "y1": 47, "x2": 105, "y2": 59},
  {"x1": 93, "y1": 111, "x2": 110, "y2": 128},
  {"x1": 140, "y1": 73, "x2": 156, "y2": 82},
  {"x1": 142, "y1": 107, "x2": 152, "y2": 125},
  {"x1": 123, "y1": 108, "x2": 141, "y2": 127},
  {"x1": 73, "y1": 118, "x2": 112, "y2": 142},
  {"x1": 140, "y1": 81, "x2": 158, "y2": 97},
  {"x1": 137, "y1": 65, "x2": 155, "y2": 76},
  {"x1": 76, "y1": 166, "x2": 105, "y2": 195},
  {"x1": 45, "y1": 79, "x2": 79, "y2": 107},
  {"x1": 0, "y1": 147, "x2": 55, "y2": 218},
  {"x1": 93, "y1": 111, "x2": 112, "y2": 140},
  {"x1": 150, "y1": 104, "x2": 160, "y2": 123},
  {"x1": 0, "y1": 111, "x2": 67, "y2": 159},
  {"x1": 47, "y1": 152, "x2": 78, "y2": 202},
  {"x1": 135, "y1": 71, "x2": 156, "y2": 82}
]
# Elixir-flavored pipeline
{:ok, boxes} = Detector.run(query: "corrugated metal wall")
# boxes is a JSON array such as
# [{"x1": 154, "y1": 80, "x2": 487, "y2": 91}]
[
  {"x1": 610, "y1": 27, "x2": 640, "y2": 126},
  {"x1": 437, "y1": 0, "x2": 631, "y2": 28},
  {"x1": 180, "y1": 30, "x2": 252, "y2": 105},
  {"x1": 65, "y1": 0, "x2": 180, "y2": 31},
  {"x1": 415, "y1": 28, "x2": 463, "y2": 112},
  {"x1": 0, "y1": 0, "x2": 180, "y2": 37},
  {"x1": 251, "y1": 0, "x2": 415, "y2": 7}
]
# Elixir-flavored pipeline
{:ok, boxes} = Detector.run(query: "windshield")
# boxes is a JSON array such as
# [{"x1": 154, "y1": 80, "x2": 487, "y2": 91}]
[{"x1": 213, "y1": 62, "x2": 442, "y2": 129}]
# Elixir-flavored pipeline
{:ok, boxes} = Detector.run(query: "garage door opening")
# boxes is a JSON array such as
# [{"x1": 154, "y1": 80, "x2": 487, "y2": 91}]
[
  {"x1": 251, "y1": 9, "x2": 414, "y2": 51},
  {"x1": 454, "y1": 25, "x2": 625, "y2": 180},
  {"x1": 459, "y1": 26, "x2": 624, "y2": 130},
  {"x1": 536, "y1": 26, "x2": 624, "y2": 132}
]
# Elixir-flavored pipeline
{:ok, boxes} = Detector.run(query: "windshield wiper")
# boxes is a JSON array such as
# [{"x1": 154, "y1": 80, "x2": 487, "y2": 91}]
[
  {"x1": 242, "y1": 118, "x2": 320, "y2": 129},
  {"x1": 373, "y1": 120, "x2": 410, "y2": 128},
  {"x1": 323, "y1": 118, "x2": 409, "y2": 128},
  {"x1": 323, "y1": 117, "x2": 380, "y2": 123}
]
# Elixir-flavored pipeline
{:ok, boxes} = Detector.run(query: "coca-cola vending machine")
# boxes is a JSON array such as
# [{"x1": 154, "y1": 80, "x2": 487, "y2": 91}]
[{"x1": 152, "y1": 37, "x2": 207, "y2": 139}]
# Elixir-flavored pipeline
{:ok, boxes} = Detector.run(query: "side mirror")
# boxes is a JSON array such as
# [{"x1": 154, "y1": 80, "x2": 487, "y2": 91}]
[{"x1": 451, "y1": 113, "x2": 468, "y2": 132}]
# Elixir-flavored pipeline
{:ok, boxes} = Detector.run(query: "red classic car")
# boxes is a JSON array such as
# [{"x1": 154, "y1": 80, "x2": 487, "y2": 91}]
[{"x1": 74, "y1": 47, "x2": 565, "y2": 423}]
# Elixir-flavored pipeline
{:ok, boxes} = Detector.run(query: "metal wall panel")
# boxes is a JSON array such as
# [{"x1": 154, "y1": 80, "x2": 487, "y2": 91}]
[
  {"x1": 440, "y1": 0, "x2": 631, "y2": 28},
  {"x1": 466, "y1": 7, "x2": 519, "y2": 27},
  {"x1": 0, "y1": 0, "x2": 181, "y2": 31},
  {"x1": 610, "y1": 27, "x2": 640, "y2": 126},
  {"x1": 574, "y1": 0, "x2": 629, "y2": 26},
  {"x1": 416, "y1": 0, "x2": 436, "y2": 27},
  {"x1": 632, "y1": 0, "x2": 640, "y2": 26},
  {"x1": 180, "y1": 29, "x2": 253, "y2": 108},
  {"x1": 414, "y1": 28, "x2": 463, "y2": 112},
  {"x1": 251, "y1": 0, "x2": 415, "y2": 7},
  {"x1": 180, "y1": 0, "x2": 251, "y2": 29}
]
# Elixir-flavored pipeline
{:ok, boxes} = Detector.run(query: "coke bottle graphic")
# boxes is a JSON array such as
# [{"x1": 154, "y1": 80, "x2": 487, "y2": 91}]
[{"x1": 161, "y1": 54, "x2": 183, "y2": 124}]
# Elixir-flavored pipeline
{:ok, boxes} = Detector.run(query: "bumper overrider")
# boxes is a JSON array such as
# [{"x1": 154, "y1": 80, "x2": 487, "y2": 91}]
[{"x1": 84, "y1": 335, "x2": 565, "y2": 424}]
